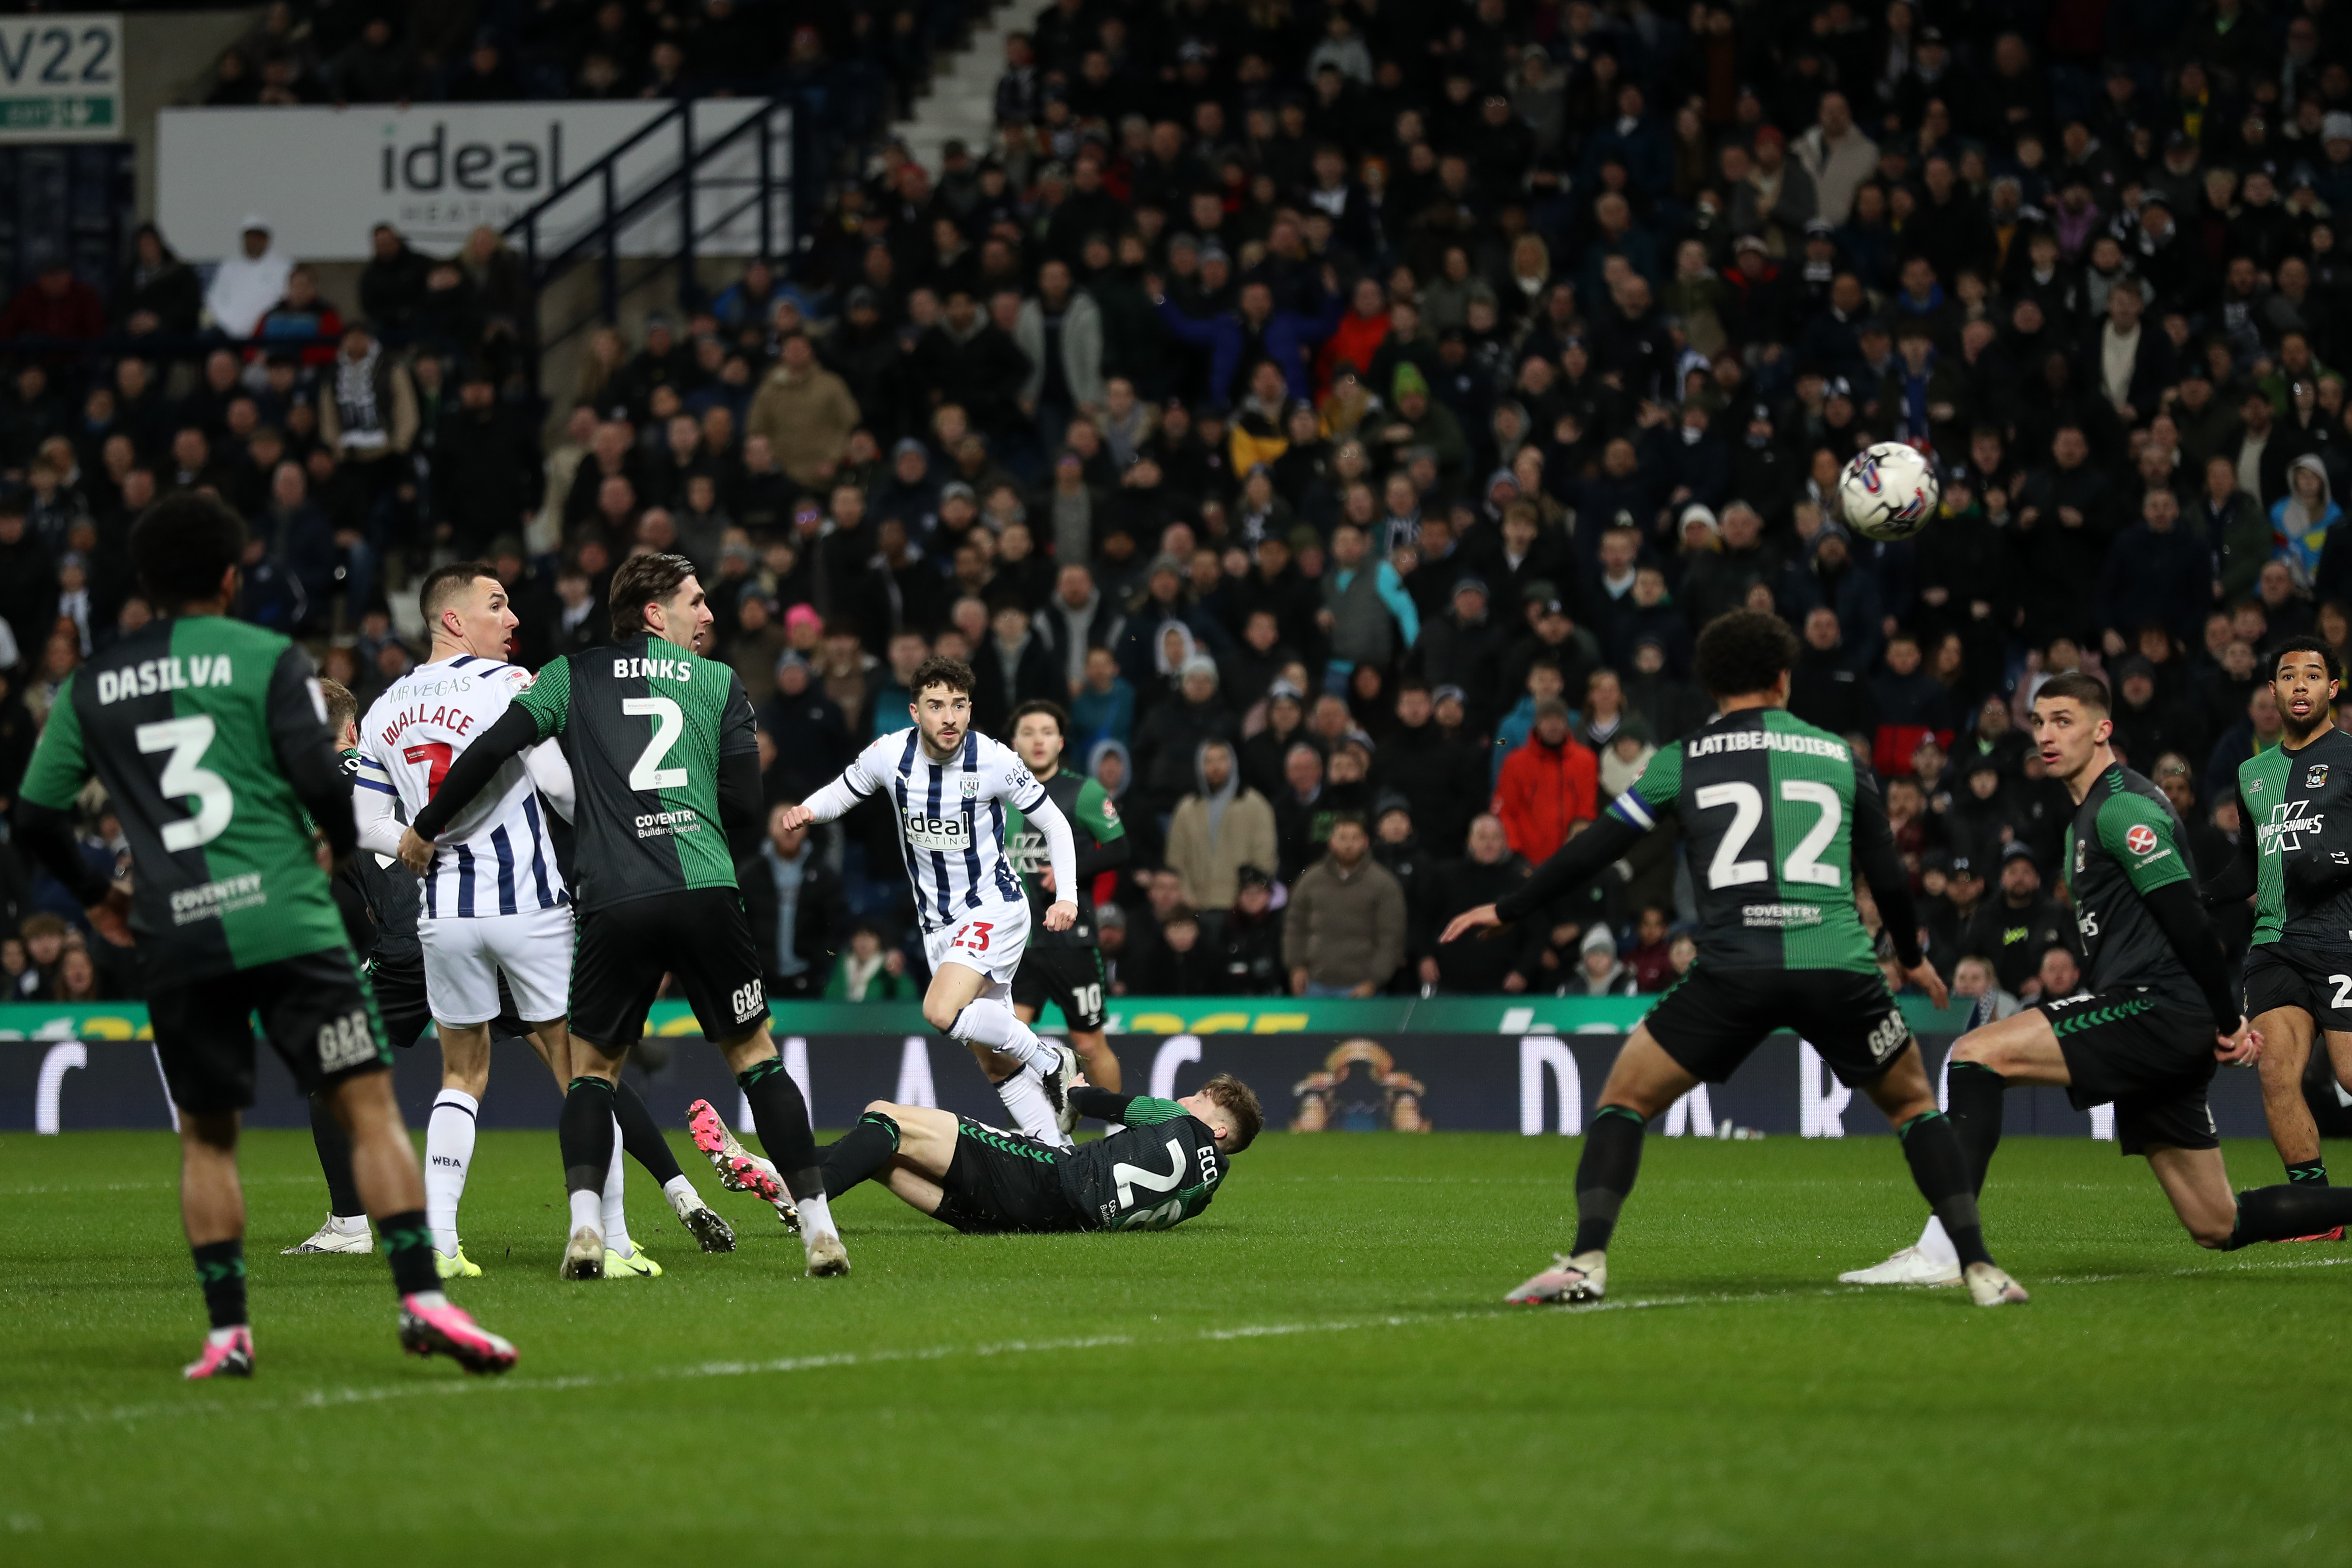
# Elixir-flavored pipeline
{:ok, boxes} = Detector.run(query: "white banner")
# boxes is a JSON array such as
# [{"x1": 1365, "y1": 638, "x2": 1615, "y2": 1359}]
[
  {"x1": 155, "y1": 101, "x2": 789, "y2": 262},
  {"x1": 0, "y1": 14, "x2": 122, "y2": 141}
]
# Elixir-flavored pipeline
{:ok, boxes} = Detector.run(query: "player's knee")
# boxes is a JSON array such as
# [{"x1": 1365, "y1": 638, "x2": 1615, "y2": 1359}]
[
  {"x1": 923, "y1": 996, "x2": 964, "y2": 1034},
  {"x1": 2190, "y1": 1221, "x2": 2234, "y2": 1250}
]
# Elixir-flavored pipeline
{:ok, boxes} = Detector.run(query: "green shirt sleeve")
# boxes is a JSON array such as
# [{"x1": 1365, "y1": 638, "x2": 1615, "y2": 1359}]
[
  {"x1": 17, "y1": 674, "x2": 87, "y2": 810},
  {"x1": 1076, "y1": 777, "x2": 1125, "y2": 840},
  {"x1": 2099, "y1": 791, "x2": 2191, "y2": 895},
  {"x1": 1120, "y1": 1096, "x2": 1188, "y2": 1127},
  {"x1": 1609, "y1": 741, "x2": 1682, "y2": 831},
  {"x1": 513, "y1": 655, "x2": 571, "y2": 740}
]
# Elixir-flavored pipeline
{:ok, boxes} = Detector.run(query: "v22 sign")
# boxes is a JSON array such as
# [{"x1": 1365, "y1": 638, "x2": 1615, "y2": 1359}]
[{"x1": 0, "y1": 14, "x2": 121, "y2": 142}]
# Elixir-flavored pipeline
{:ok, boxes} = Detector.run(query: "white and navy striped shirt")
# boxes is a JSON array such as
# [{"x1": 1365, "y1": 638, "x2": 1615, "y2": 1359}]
[
  {"x1": 357, "y1": 655, "x2": 568, "y2": 920},
  {"x1": 832, "y1": 729, "x2": 1044, "y2": 933}
]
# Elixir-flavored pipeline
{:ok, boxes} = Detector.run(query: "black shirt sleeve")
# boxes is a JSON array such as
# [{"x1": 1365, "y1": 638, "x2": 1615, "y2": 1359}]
[
  {"x1": 266, "y1": 646, "x2": 356, "y2": 859},
  {"x1": 12, "y1": 798, "x2": 109, "y2": 906},
  {"x1": 718, "y1": 747, "x2": 765, "y2": 860},
  {"x1": 1851, "y1": 765, "x2": 1924, "y2": 970},
  {"x1": 1077, "y1": 829, "x2": 1132, "y2": 881},
  {"x1": 410, "y1": 704, "x2": 538, "y2": 840},
  {"x1": 1070, "y1": 1086, "x2": 1138, "y2": 1123},
  {"x1": 2198, "y1": 789, "x2": 2257, "y2": 907},
  {"x1": 1493, "y1": 812, "x2": 1647, "y2": 924},
  {"x1": 2144, "y1": 877, "x2": 2242, "y2": 1033}
]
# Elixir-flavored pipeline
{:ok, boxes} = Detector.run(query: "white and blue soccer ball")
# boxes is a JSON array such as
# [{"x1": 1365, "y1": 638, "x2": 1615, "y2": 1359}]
[{"x1": 1839, "y1": 441, "x2": 1939, "y2": 542}]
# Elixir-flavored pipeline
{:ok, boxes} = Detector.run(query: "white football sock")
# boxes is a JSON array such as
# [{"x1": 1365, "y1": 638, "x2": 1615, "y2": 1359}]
[
  {"x1": 948, "y1": 997, "x2": 1049, "y2": 1071},
  {"x1": 794, "y1": 1189, "x2": 837, "y2": 1242},
  {"x1": 424, "y1": 1089, "x2": 478, "y2": 1255},
  {"x1": 662, "y1": 1174, "x2": 700, "y2": 1214},
  {"x1": 208, "y1": 1325, "x2": 246, "y2": 1346},
  {"x1": 1916, "y1": 1215, "x2": 1958, "y2": 1266},
  {"x1": 567, "y1": 1188, "x2": 602, "y2": 1238},
  {"x1": 406, "y1": 1289, "x2": 447, "y2": 1310},
  {"x1": 600, "y1": 1117, "x2": 633, "y2": 1257},
  {"x1": 994, "y1": 1071, "x2": 1068, "y2": 1147},
  {"x1": 327, "y1": 1212, "x2": 369, "y2": 1235}
]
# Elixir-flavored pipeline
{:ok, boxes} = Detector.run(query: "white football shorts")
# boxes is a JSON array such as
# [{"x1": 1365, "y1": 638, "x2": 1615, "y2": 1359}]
[
  {"x1": 419, "y1": 904, "x2": 574, "y2": 1026},
  {"x1": 921, "y1": 895, "x2": 1032, "y2": 992}
]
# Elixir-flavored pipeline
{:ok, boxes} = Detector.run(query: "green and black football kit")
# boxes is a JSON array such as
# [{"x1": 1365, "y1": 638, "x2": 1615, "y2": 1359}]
[
  {"x1": 2044, "y1": 763, "x2": 2239, "y2": 1154},
  {"x1": 2207, "y1": 726, "x2": 2352, "y2": 1031},
  {"x1": 921, "y1": 1089, "x2": 1231, "y2": 1235},
  {"x1": 1498, "y1": 706, "x2": 1924, "y2": 1087},
  {"x1": 14, "y1": 616, "x2": 389, "y2": 1111},
  {"x1": 414, "y1": 633, "x2": 770, "y2": 1049},
  {"x1": 1005, "y1": 765, "x2": 1129, "y2": 1033}
]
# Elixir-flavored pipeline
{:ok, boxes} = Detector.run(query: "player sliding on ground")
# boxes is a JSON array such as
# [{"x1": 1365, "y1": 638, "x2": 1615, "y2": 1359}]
[
  {"x1": 799, "y1": 1074, "x2": 1261, "y2": 1234},
  {"x1": 775, "y1": 656, "x2": 1086, "y2": 1149},
  {"x1": 401, "y1": 553, "x2": 846, "y2": 1278},
  {"x1": 11, "y1": 495, "x2": 516, "y2": 1377},
  {"x1": 1442, "y1": 610, "x2": 2030, "y2": 1308},
  {"x1": 2201, "y1": 637, "x2": 2352, "y2": 1219},
  {"x1": 1844, "y1": 672, "x2": 2352, "y2": 1284}
]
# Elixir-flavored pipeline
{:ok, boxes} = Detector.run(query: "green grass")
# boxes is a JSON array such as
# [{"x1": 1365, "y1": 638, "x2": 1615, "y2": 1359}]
[{"x1": 5, "y1": 1128, "x2": 2351, "y2": 1566}]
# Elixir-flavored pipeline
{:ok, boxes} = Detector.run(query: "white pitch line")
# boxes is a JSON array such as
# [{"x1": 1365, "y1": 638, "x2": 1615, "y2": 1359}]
[{"x1": 9, "y1": 1254, "x2": 2345, "y2": 1431}]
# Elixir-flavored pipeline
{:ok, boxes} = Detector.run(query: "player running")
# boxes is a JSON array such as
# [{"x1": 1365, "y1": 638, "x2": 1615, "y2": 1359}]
[
  {"x1": 801, "y1": 1073, "x2": 1261, "y2": 1234},
  {"x1": 1004, "y1": 699, "x2": 1129, "y2": 1095},
  {"x1": 1442, "y1": 610, "x2": 2030, "y2": 1307},
  {"x1": 1842, "y1": 672, "x2": 2352, "y2": 1283},
  {"x1": 11, "y1": 495, "x2": 514, "y2": 1376},
  {"x1": 401, "y1": 552, "x2": 845, "y2": 1278},
  {"x1": 291, "y1": 673, "x2": 735, "y2": 1265},
  {"x1": 2200, "y1": 636, "x2": 2352, "y2": 1210},
  {"x1": 778, "y1": 657, "x2": 1084, "y2": 1148}
]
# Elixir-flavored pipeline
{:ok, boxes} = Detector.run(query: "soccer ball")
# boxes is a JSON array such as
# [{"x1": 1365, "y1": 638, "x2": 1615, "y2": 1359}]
[{"x1": 1838, "y1": 442, "x2": 1940, "y2": 542}]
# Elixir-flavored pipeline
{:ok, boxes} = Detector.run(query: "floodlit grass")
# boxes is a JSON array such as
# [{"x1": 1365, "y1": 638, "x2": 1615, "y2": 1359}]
[{"x1": 4, "y1": 1127, "x2": 2350, "y2": 1565}]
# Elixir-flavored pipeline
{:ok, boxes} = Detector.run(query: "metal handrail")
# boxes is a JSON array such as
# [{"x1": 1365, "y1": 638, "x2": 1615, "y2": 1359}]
[{"x1": 497, "y1": 96, "x2": 794, "y2": 398}]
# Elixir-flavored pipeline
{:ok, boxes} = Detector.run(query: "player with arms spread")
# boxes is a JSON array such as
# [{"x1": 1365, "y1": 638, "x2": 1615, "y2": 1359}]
[
  {"x1": 2200, "y1": 637, "x2": 2352, "y2": 1205},
  {"x1": 1442, "y1": 610, "x2": 2029, "y2": 1307},
  {"x1": 1004, "y1": 699, "x2": 1130, "y2": 1097},
  {"x1": 1844, "y1": 672, "x2": 2352, "y2": 1280},
  {"x1": 773, "y1": 658, "x2": 1086, "y2": 1148},
  {"x1": 401, "y1": 553, "x2": 845, "y2": 1278},
  {"x1": 10, "y1": 495, "x2": 515, "y2": 1377},
  {"x1": 806, "y1": 1073, "x2": 1261, "y2": 1234}
]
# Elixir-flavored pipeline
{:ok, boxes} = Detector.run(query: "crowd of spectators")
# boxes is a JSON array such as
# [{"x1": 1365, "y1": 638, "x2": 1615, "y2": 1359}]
[{"x1": 6, "y1": 0, "x2": 2352, "y2": 1008}]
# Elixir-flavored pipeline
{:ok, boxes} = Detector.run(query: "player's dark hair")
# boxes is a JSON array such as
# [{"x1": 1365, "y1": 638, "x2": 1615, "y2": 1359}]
[
  {"x1": 910, "y1": 654, "x2": 976, "y2": 701},
  {"x1": 317, "y1": 677, "x2": 359, "y2": 736},
  {"x1": 610, "y1": 551, "x2": 699, "y2": 639},
  {"x1": 1200, "y1": 1073, "x2": 1264, "y2": 1153},
  {"x1": 2036, "y1": 670, "x2": 2112, "y2": 715},
  {"x1": 131, "y1": 492, "x2": 245, "y2": 612},
  {"x1": 418, "y1": 560, "x2": 498, "y2": 630},
  {"x1": 2269, "y1": 634, "x2": 2340, "y2": 684},
  {"x1": 1007, "y1": 698, "x2": 1070, "y2": 739},
  {"x1": 1692, "y1": 609, "x2": 1798, "y2": 697}
]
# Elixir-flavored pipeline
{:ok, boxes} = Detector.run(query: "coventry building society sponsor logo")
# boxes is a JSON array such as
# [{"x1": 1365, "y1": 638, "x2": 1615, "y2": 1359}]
[
  {"x1": 634, "y1": 809, "x2": 701, "y2": 839},
  {"x1": 1740, "y1": 902, "x2": 1826, "y2": 928},
  {"x1": 170, "y1": 873, "x2": 266, "y2": 924}
]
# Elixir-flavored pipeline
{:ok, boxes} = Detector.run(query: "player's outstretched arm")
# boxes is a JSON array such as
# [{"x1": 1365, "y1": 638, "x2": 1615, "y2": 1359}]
[
  {"x1": 400, "y1": 704, "x2": 540, "y2": 870},
  {"x1": 1466, "y1": 810, "x2": 1648, "y2": 936},
  {"x1": 1025, "y1": 792, "x2": 1081, "y2": 929},
  {"x1": 783, "y1": 764, "x2": 875, "y2": 831},
  {"x1": 1849, "y1": 770, "x2": 1945, "y2": 1007},
  {"x1": 351, "y1": 760, "x2": 407, "y2": 858}
]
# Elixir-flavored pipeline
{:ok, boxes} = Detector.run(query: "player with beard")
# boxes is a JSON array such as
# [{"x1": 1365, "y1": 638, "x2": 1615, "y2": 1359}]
[{"x1": 1843, "y1": 672, "x2": 2352, "y2": 1284}]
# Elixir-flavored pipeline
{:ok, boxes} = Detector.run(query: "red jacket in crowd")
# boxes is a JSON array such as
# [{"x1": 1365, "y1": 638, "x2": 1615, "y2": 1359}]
[
  {"x1": 1492, "y1": 733, "x2": 1598, "y2": 864},
  {"x1": 0, "y1": 274, "x2": 105, "y2": 341}
]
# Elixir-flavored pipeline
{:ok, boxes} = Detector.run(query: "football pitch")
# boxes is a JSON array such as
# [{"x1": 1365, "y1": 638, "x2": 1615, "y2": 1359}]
[{"x1": 6, "y1": 1128, "x2": 2350, "y2": 1566}]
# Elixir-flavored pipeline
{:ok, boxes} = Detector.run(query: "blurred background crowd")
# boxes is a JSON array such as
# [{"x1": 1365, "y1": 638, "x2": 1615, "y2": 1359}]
[{"x1": 1, "y1": 0, "x2": 2344, "y2": 1011}]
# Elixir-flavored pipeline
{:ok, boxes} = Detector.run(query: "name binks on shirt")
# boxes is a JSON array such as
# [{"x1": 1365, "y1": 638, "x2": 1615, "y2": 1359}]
[
  {"x1": 96, "y1": 655, "x2": 234, "y2": 705},
  {"x1": 613, "y1": 656, "x2": 696, "y2": 681}
]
